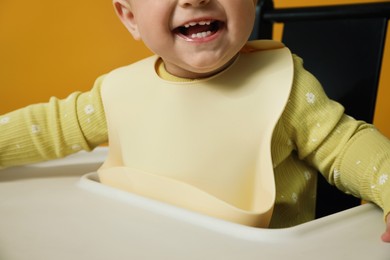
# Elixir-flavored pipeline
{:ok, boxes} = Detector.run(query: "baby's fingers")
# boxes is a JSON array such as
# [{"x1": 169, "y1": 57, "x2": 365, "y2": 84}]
[
  {"x1": 382, "y1": 216, "x2": 390, "y2": 243},
  {"x1": 382, "y1": 231, "x2": 390, "y2": 243}
]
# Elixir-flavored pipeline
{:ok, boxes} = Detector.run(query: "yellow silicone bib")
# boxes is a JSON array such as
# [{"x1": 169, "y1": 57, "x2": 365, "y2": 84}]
[{"x1": 99, "y1": 40, "x2": 293, "y2": 227}]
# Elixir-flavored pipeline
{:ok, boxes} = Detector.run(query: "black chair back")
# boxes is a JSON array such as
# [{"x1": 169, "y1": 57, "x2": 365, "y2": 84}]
[{"x1": 252, "y1": 1, "x2": 390, "y2": 218}]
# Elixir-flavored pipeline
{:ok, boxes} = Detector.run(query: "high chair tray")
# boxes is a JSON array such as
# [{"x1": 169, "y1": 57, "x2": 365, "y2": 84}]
[{"x1": 0, "y1": 147, "x2": 388, "y2": 260}]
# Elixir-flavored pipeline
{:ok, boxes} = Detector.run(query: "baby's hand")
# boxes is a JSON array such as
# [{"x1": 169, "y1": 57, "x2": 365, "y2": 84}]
[{"x1": 382, "y1": 215, "x2": 390, "y2": 243}]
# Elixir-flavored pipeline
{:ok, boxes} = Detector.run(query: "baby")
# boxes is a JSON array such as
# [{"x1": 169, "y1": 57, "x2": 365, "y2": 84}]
[{"x1": 0, "y1": 0, "x2": 389, "y2": 242}]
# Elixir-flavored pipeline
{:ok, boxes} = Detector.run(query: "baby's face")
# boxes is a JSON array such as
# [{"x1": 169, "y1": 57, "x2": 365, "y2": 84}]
[{"x1": 116, "y1": 0, "x2": 257, "y2": 78}]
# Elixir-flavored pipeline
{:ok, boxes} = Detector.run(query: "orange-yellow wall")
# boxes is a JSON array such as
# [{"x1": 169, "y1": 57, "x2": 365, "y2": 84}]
[
  {"x1": 1, "y1": 0, "x2": 389, "y2": 136},
  {"x1": 0, "y1": 0, "x2": 151, "y2": 113}
]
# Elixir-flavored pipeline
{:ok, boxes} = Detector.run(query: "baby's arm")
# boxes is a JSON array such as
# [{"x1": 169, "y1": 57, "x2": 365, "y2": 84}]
[
  {"x1": 0, "y1": 76, "x2": 108, "y2": 168},
  {"x1": 285, "y1": 55, "x2": 390, "y2": 242},
  {"x1": 310, "y1": 117, "x2": 390, "y2": 243}
]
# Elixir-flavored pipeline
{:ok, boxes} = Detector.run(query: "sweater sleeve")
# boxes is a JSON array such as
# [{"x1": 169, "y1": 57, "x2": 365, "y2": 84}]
[
  {"x1": 282, "y1": 55, "x2": 390, "y2": 220},
  {"x1": 0, "y1": 75, "x2": 108, "y2": 168}
]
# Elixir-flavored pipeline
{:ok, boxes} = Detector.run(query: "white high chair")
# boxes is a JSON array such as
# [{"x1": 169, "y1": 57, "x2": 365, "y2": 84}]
[{"x1": 0, "y1": 147, "x2": 388, "y2": 259}]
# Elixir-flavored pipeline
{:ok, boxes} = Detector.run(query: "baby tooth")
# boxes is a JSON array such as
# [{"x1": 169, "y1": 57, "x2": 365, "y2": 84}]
[
  {"x1": 184, "y1": 21, "x2": 212, "y2": 28},
  {"x1": 191, "y1": 31, "x2": 212, "y2": 39}
]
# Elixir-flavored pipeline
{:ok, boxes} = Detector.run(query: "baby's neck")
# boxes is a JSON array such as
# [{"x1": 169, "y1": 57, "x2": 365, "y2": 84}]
[{"x1": 157, "y1": 55, "x2": 239, "y2": 81}]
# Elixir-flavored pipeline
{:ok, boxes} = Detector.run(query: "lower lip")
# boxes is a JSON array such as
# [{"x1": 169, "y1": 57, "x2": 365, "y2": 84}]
[{"x1": 176, "y1": 27, "x2": 224, "y2": 43}]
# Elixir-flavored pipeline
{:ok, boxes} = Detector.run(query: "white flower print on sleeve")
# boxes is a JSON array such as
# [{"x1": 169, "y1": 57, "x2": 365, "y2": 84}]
[
  {"x1": 305, "y1": 92, "x2": 316, "y2": 104},
  {"x1": 379, "y1": 174, "x2": 389, "y2": 186},
  {"x1": 304, "y1": 171, "x2": 312, "y2": 181},
  {"x1": 0, "y1": 116, "x2": 10, "y2": 125},
  {"x1": 291, "y1": 193, "x2": 298, "y2": 204},
  {"x1": 31, "y1": 124, "x2": 41, "y2": 134},
  {"x1": 84, "y1": 104, "x2": 95, "y2": 115}
]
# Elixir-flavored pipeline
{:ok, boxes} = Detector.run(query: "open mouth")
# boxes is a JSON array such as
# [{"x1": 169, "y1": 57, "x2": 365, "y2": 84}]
[{"x1": 173, "y1": 20, "x2": 223, "y2": 40}]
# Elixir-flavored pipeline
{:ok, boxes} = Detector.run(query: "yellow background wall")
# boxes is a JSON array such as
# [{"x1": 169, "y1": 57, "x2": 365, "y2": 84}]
[
  {"x1": 0, "y1": 0, "x2": 152, "y2": 113},
  {"x1": 0, "y1": 0, "x2": 389, "y2": 136}
]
